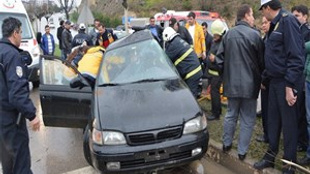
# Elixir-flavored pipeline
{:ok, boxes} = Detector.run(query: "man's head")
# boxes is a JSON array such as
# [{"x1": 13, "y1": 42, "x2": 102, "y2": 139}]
[
  {"x1": 210, "y1": 19, "x2": 226, "y2": 41},
  {"x1": 259, "y1": 0, "x2": 282, "y2": 21},
  {"x1": 79, "y1": 23, "x2": 86, "y2": 32},
  {"x1": 45, "y1": 25, "x2": 50, "y2": 34},
  {"x1": 149, "y1": 17, "x2": 156, "y2": 26},
  {"x1": 65, "y1": 20, "x2": 71, "y2": 29},
  {"x1": 2, "y1": 17, "x2": 22, "y2": 47},
  {"x1": 98, "y1": 24, "x2": 106, "y2": 35},
  {"x1": 187, "y1": 11, "x2": 196, "y2": 26},
  {"x1": 261, "y1": 16, "x2": 270, "y2": 34},
  {"x1": 59, "y1": 20, "x2": 64, "y2": 27},
  {"x1": 94, "y1": 19, "x2": 100, "y2": 29},
  {"x1": 201, "y1": 22, "x2": 208, "y2": 34},
  {"x1": 169, "y1": 18, "x2": 178, "y2": 31},
  {"x1": 237, "y1": 4, "x2": 255, "y2": 27},
  {"x1": 291, "y1": 5, "x2": 309, "y2": 25}
]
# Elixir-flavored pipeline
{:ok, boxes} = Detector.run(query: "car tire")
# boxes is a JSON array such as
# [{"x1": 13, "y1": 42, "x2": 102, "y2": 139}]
[{"x1": 83, "y1": 124, "x2": 92, "y2": 166}]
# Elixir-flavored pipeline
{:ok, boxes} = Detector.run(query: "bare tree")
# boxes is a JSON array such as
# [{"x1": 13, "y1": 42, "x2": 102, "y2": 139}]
[{"x1": 55, "y1": 0, "x2": 77, "y2": 20}]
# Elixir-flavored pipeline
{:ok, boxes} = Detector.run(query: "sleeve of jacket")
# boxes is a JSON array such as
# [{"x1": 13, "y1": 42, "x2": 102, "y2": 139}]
[
  {"x1": 111, "y1": 30, "x2": 118, "y2": 40},
  {"x1": 215, "y1": 36, "x2": 225, "y2": 74},
  {"x1": 52, "y1": 35, "x2": 55, "y2": 54},
  {"x1": 184, "y1": 28, "x2": 193, "y2": 45},
  {"x1": 5, "y1": 51, "x2": 36, "y2": 121},
  {"x1": 57, "y1": 28, "x2": 62, "y2": 41},
  {"x1": 40, "y1": 35, "x2": 47, "y2": 55},
  {"x1": 199, "y1": 26, "x2": 206, "y2": 53},
  {"x1": 283, "y1": 16, "x2": 305, "y2": 88}
]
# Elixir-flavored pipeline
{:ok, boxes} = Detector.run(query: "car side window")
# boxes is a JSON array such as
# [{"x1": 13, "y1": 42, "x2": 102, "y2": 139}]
[{"x1": 41, "y1": 58, "x2": 77, "y2": 86}]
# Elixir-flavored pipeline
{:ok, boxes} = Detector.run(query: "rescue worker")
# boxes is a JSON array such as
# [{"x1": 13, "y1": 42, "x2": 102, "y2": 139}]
[
  {"x1": 163, "y1": 27, "x2": 203, "y2": 98},
  {"x1": 254, "y1": 1, "x2": 305, "y2": 173},
  {"x1": 0, "y1": 17, "x2": 40, "y2": 174},
  {"x1": 67, "y1": 43, "x2": 105, "y2": 88},
  {"x1": 96, "y1": 23, "x2": 118, "y2": 49},
  {"x1": 205, "y1": 19, "x2": 226, "y2": 121}
]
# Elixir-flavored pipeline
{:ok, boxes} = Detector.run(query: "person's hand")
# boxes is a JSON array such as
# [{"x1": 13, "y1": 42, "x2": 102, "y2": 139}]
[
  {"x1": 209, "y1": 53, "x2": 215, "y2": 62},
  {"x1": 285, "y1": 87, "x2": 297, "y2": 106},
  {"x1": 261, "y1": 84, "x2": 266, "y2": 90},
  {"x1": 30, "y1": 116, "x2": 40, "y2": 131},
  {"x1": 202, "y1": 52, "x2": 207, "y2": 60}
]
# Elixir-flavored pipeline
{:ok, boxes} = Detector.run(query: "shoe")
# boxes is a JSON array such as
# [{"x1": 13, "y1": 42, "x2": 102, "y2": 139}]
[
  {"x1": 256, "y1": 135, "x2": 268, "y2": 143},
  {"x1": 253, "y1": 159, "x2": 274, "y2": 170},
  {"x1": 207, "y1": 115, "x2": 219, "y2": 121},
  {"x1": 297, "y1": 156, "x2": 310, "y2": 166},
  {"x1": 222, "y1": 144, "x2": 232, "y2": 153},
  {"x1": 238, "y1": 153, "x2": 247, "y2": 161},
  {"x1": 297, "y1": 145, "x2": 307, "y2": 152}
]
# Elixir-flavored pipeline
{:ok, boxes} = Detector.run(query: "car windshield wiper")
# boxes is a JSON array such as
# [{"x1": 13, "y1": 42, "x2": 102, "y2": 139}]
[
  {"x1": 130, "y1": 78, "x2": 164, "y2": 84},
  {"x1": 98, "y1": 83, "x2": 120, "y2": 87}
]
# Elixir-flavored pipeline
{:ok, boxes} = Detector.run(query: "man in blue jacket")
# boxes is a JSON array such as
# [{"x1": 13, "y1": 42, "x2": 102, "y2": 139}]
[
  {"x1": 254, "y1": 1, "x2": 305, "y2": 173},
  {"x1": 40, "y1": 25, "x2": 55, "y2": 55},
  {"x1": 0, "y1": 17, "x2": 40, "y2": 174}
]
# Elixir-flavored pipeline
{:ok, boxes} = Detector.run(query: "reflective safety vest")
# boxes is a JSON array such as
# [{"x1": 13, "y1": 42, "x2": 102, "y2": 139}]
[
  {"x1": 78, "y1": 46, "x2": 105, "y2": 78},
  {"x1": 165, "y1": 36, "x2": 202, "y2": 80}
]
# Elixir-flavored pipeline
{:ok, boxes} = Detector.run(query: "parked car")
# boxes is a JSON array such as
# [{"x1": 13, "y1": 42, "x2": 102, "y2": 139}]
[{"x1": 39, "y1": 30, "x2": 209, "y2": 173}]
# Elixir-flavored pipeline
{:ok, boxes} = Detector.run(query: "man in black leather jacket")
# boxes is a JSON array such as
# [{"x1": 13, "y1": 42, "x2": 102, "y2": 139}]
[{"x1": 216, "y1": 4, "x2": 264, "y2": 161}]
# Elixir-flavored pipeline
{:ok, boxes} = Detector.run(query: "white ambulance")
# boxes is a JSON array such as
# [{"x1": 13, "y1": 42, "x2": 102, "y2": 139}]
[{"x1": 0, "y1": 0, "x2": 41, "y2": 83}]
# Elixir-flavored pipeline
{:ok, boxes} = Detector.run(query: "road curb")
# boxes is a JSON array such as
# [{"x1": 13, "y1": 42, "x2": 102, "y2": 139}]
[{"x1": 207, "y1": 138, "x2": 281, "y2": 174}]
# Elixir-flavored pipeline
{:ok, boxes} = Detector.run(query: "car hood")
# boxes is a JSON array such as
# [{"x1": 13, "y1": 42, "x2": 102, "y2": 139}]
[{"x1": 95, "y1": 79, "x2": 201, "y2": 133}]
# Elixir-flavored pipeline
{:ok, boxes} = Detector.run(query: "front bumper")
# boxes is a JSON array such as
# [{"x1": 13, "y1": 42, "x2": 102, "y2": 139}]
[{"x1": 90, "y1": 129, "x2": 209, "y2": 173}]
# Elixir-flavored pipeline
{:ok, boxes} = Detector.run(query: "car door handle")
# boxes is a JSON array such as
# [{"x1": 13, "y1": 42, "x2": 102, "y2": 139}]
[{"x1": 41, "y1": 95, "x2": 52, "y2": 100}]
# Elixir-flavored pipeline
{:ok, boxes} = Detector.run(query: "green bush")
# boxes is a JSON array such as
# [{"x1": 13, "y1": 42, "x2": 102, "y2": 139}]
[{"x1": 93, "y1": 11, "x2": 122, "y2": 28}]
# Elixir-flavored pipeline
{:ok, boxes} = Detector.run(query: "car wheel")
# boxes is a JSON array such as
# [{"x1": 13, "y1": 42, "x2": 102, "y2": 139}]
[{"x1": 83, "y1": 124, "x2": 92, "y2": 166}]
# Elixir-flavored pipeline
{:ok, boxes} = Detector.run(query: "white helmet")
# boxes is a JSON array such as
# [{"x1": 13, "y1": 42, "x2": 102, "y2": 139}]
[
  {"x1": 163, "y1": 27, "x2": 179, "y2": 42},
  {"x1": 211, "y1": 19, "x2": 227, "y2": 36}
]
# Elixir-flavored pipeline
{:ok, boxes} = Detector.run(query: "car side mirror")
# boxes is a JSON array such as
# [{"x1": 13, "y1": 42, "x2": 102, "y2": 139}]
[{"x1": 36, "y1": 32, "x2": 42, "y2": 44}]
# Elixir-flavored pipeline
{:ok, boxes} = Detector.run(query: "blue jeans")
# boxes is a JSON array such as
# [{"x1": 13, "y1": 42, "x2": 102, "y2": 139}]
[
  {"x1": 222, "y1": 97, "x2": 257, "y2": 155},
  {"x1": 306, "y1": 81, "x2": 310, "y2": 158}
]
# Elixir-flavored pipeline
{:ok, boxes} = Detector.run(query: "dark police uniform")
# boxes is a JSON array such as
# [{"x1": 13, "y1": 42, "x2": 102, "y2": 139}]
[
  {"x1": 0, "y1": 38, "x2": 36, "y2": 174},
  {"x1": 262, "y1": 9, "x2": 305, "y2": 164},
  {"x1": 165, "y1": 35, "x2": 203, "y2": 98},
  {"x1": 297, "y1": 22, "x2": 310, "y2": 152}
]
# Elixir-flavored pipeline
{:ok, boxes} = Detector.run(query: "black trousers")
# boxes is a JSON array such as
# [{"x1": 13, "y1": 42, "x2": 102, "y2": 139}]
[
  {"x1": 261, "y1": 86, "x2": 269, "y2": 141},
  {"x1": 264, "y1": 79, "x2": 298, "y2": 163},
  {"x1": 0, "y1": 111, "x2": 32, "y2": 174},
  {"x1": 297, "y1": 91, "x2": 308, "y2": 148},
  {"x1": 210, "y1": 75, "x2": 222, "y2": 117},
  {"x1": 185, "y1": 72, "x2": 202, "y2": 98}
]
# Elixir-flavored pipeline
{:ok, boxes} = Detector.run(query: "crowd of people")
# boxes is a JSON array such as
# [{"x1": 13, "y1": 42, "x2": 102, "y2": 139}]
[{"x1": 1, "y1": 0, "x2": 310, "y2": 173}]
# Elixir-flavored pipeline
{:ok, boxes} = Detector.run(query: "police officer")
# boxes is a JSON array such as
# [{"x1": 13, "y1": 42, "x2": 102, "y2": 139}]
[
  {"x1": 254, "y1": 1, "x2": 305, "y2": 173},
  {"x1": 163, "y1": 27, "x2": 203, "y2": 98},
  {"x1": 71, "y1": 23, "x2": 93, "y2": 66},
  {"x1": 291, "y1": 4, "x2": 310, "y2": 154},
  {"x1": 0, "y1": 17, "x2": 40, "y2": 174}
]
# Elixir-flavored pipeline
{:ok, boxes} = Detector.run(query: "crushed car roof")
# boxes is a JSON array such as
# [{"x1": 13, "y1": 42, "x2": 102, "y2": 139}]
[{"x1": 107, "y1": 30, "x2": 154, "y2": 51}]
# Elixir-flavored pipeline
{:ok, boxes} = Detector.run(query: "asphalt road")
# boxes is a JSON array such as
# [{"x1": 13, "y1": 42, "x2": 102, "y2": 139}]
[{"x1": 24, "y1": 88, "x2": 236, "y2": 174}]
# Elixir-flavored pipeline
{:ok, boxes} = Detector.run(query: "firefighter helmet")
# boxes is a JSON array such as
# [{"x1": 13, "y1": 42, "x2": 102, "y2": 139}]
[
  {"x1": 163, "y1": 27, "x2": 179, "y2": 41},
  {"x1": 211, "y1": 19, "x2": 227, "y2": 36}
]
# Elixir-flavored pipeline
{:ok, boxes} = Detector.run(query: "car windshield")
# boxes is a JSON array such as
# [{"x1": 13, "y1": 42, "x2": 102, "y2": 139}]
[
  {"x1": 97, "y1": 39, "x2": 179, "y2": 85},
  {"x1": 0, "y1": 13, "x2": 33, "y2": 39}
]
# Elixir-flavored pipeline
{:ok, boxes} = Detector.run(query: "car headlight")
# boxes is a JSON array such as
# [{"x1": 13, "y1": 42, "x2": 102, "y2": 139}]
[
  {"x1": 92, "y1": 128, "x2": 126, "y2": 145},
  {"x1": 183, "y1": 114, "x2": 207, "y2": 135}
]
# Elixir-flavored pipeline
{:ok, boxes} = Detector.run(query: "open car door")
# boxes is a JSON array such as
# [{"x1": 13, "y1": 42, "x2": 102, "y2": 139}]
[{"x1": 39, "y1": 55, "x2": 92, "y2": 128}]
